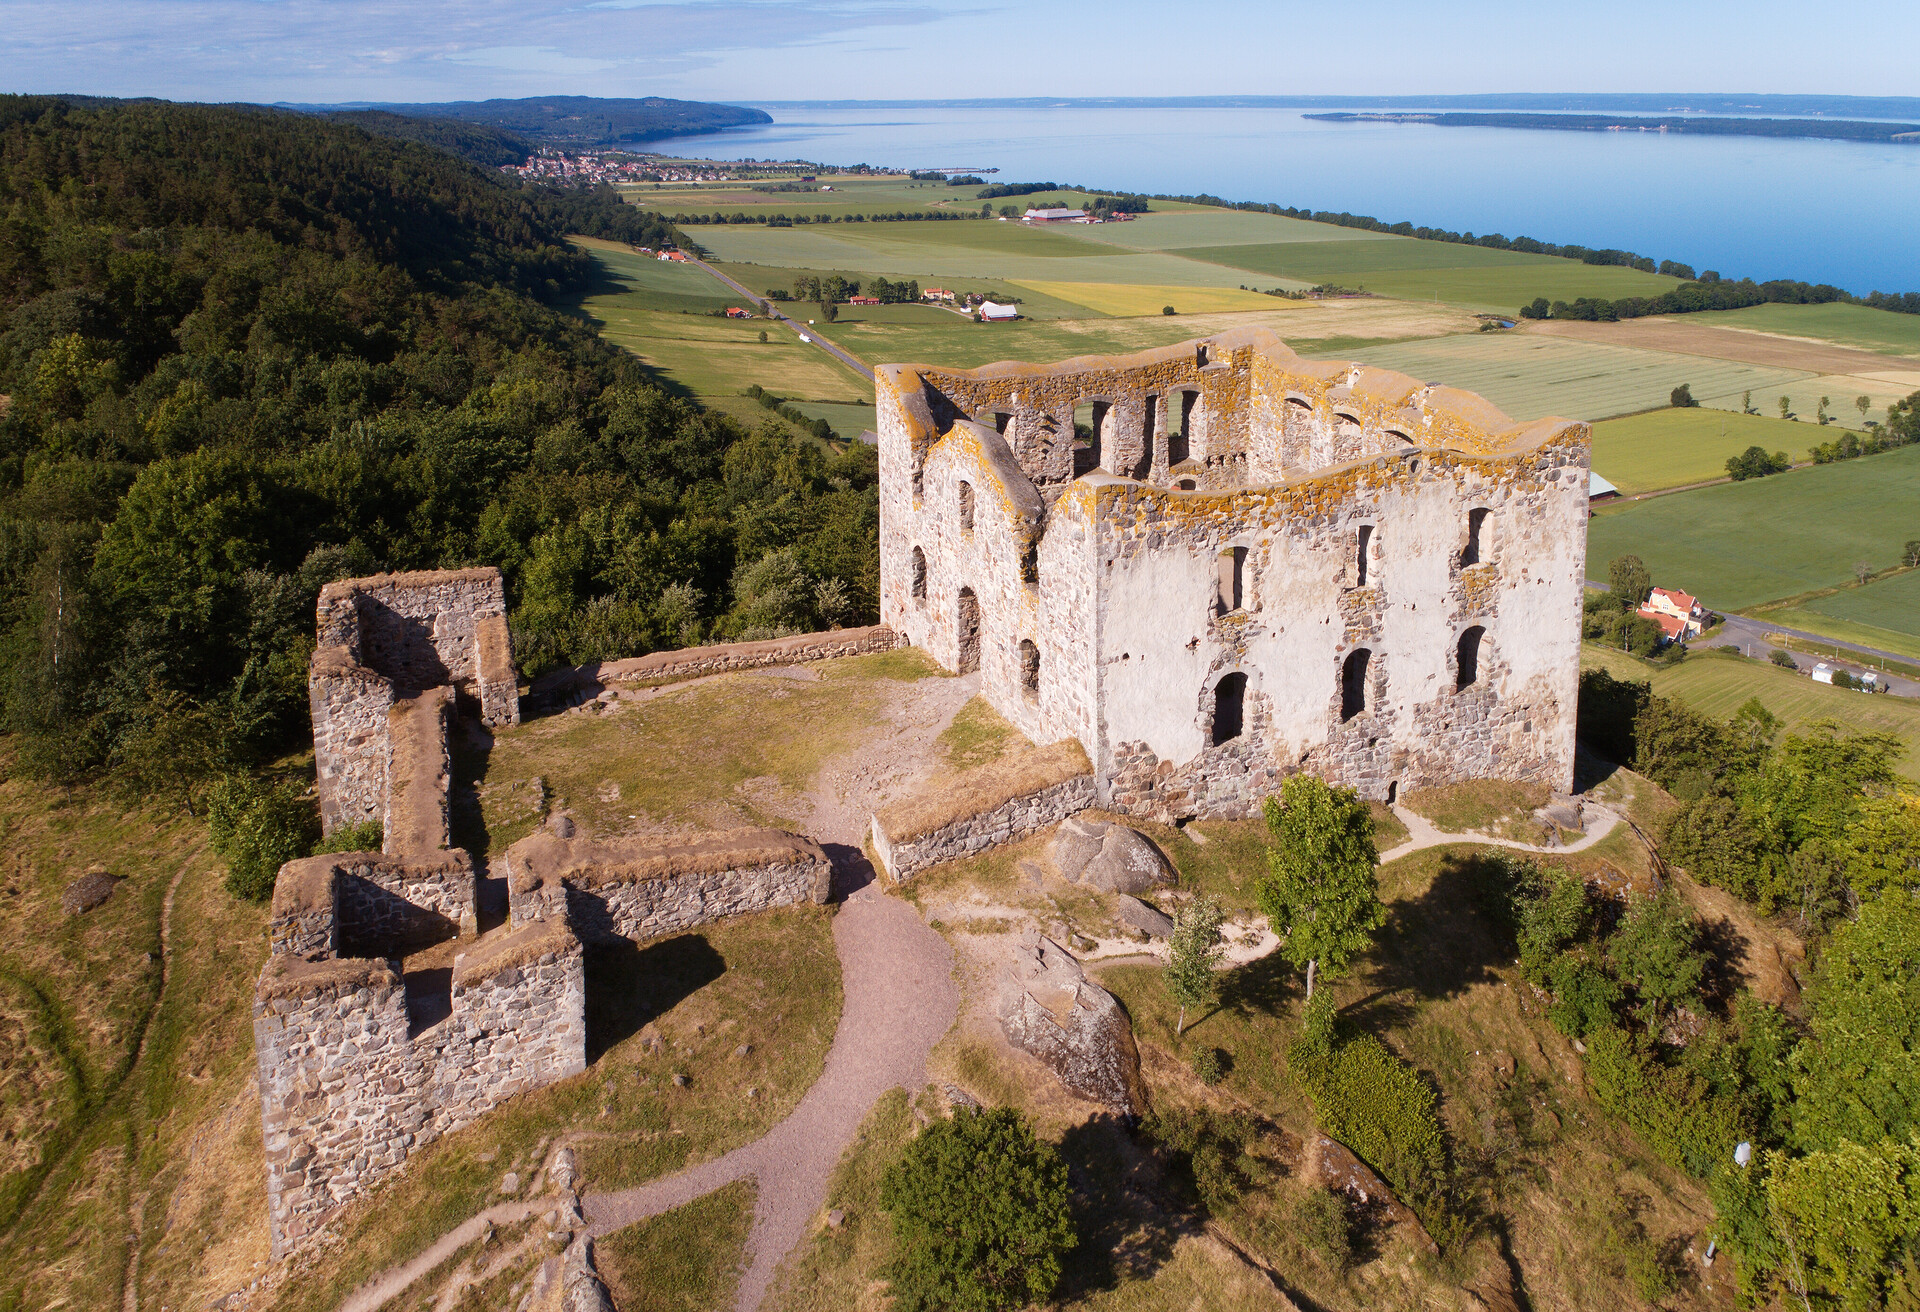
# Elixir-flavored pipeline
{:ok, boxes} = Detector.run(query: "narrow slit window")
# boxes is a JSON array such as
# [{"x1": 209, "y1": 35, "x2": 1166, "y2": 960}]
[
  {"x1": 1462, "y1": 508, "x2": 1489, "y2": 566},
  {"x1": 1457, "y1": 626, "x2": 1484, "y2": 690},
  {"x1": 1169, "y1": 392, "x2": 1196, "y2": 467},
  {"x1": 1217, "y1": 546, "x2": 1247, "y2": 614},
  {"x1": 1212, "y1": 673, "x2": 1246, "y2": 745},
  {"x1": 956, "y1": 588, "x2": 980, "y2": 673},
  {"x1": 958, "y1": 481, "x2": 975, "y2": 533},
  {"x1": 1355, "y1": 525, "x2": 1374, "y2": 587},
  {"x1": 1019, "y1": 639, "x2": 1040, "y2": 695},
  {"x1": 911, "y1": 546, "x2": 927, "y2": 601},
  {"x1": 1341, "y1": 649, "x2": 1371, "y2": 722}
]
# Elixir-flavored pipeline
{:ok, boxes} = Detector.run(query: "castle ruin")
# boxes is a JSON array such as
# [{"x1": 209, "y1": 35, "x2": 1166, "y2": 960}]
[{"x1": 876, "y1": 326, "x2": 1589, "y2": 820}]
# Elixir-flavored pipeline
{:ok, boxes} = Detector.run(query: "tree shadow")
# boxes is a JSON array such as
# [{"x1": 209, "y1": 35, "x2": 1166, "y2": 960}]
[
  {"x1": 1365, "y1": 850, "x2": 1515, "y2": 1005},
  {"x1": 1053, "y1": 1113, "x2": 1183, "y2": 1300},
  {"x1": 1694, "y1": 915, "x2": 1748, "y2": 1017},
  {"x1": 585, "y1": 933, "x2": 727, "y2": 1063},
  {"x1": 1216, "y1": 947, "x2": 1303, "y2": 1018},
  {"x1": 1572, "y1": 742, "x2": 1621, "y2": 794}
]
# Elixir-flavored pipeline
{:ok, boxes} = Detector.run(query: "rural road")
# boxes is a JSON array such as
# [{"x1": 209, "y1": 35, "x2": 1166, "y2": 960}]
[
  {"x1": 584, "y1": 872, "x2": 957, "y2": 1311},
  {"x1": 692, "y1": 256, "x2": 878, "y2": 383}
]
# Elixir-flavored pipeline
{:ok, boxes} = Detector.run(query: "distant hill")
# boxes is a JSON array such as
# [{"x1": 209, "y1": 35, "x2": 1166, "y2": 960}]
[
  {"x1": 320, "y1": 108, "x2": 535, "y2": 166},
  {"x1": 296, "y1": 96, "x2": 772, "y2": 149}
]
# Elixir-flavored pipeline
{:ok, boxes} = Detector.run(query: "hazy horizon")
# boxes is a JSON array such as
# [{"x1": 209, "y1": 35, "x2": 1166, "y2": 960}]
[{"x1": 9, "y1": 0, "x2": 1916, "y2": 106}]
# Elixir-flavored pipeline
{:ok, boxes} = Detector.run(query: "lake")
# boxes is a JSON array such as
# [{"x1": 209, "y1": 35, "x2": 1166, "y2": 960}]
[{"x1": 667, "y1": 104, "x2": 1920, "y2": 295}]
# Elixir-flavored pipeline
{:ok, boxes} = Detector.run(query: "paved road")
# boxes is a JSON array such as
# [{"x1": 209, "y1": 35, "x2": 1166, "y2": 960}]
[
  {"x1": 1583, "y1": 579, "x2": 1917, "y2": 696},
  {"x1": 691, "y1": 257, "x2": 877, "y2": 383}
]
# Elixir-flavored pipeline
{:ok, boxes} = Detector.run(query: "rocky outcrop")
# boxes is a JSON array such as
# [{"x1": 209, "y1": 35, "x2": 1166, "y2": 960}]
[
  {"x1": 61, "y1": 868, "x2": 118, "y2": 915},
  {"x1": 1049, "y1": 817, "x2": 1172, "y2": 893},
  {"x1": 998, "y1": 931, "x2": 1143, "y2": 1114},
  {"x1": 1115, "y1": 894, "x2": 1174, "y2": 939}
]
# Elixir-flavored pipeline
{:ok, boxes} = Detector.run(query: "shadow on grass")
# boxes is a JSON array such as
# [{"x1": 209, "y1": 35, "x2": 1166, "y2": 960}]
[
  {"x1": 1216, "y1": 948, "x2": 1303, "y2": 1018},
  {"x1": 1054, "y1": 1113, "x2": 1183, "y2": 1300},
  {"x1": 586, "y1": 933, "x2": 727, "y2": 1064},
  {"x1": 1364, "y1": 850, "x2": 1514, "y2": 1010}
]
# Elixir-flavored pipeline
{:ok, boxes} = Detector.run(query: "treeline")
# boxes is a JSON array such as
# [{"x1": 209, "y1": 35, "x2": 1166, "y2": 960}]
[
  {"x1": 0, "y1": 95, "x2": 878, "y2": 801},
  {"x1": 1518, "y1": 272, "x2": 1857, "y2": 323},
  {"x1": 1310, "y1": 110, "x2": 1920, "y2": 144},
  {"x1": 671, "y1": 209, "x2": 988, "y2": 226},
  {"x1": 1568, "y1": 668, "x2": 1920, "y2": 1306}
]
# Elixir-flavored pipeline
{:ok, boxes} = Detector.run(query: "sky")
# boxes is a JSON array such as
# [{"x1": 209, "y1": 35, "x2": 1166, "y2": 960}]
[{"x1": 7, "y1": 0, "x2": 1919, "y2": 105}]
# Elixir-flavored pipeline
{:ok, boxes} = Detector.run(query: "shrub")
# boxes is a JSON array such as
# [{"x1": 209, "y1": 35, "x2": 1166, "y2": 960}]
[
  {"x1": 1295, "y1": 1187, "x2": 1355, "y2": 1272},
  {"x1": 1545, "y1": 950, "x2": 1624, "y2": 1037},
  {"x1": 1190, "y1": 1046, "x2": 1227, "y2": 1085},
  {"x1": 315, "y1": 819, "x2": 384, "y2": 855},
  {"x1": 208, "y1": 774, "x2": 319, "y2": 901},
  {"x1": 1292, "y1": 1032, "x2": 1450, "y2": 1224},
  {"x1": 1602, "y1": 1200, "x2": 1679, "y2": 1301},
  {"x1": 1585, "y1": 1027, "x2": 1743, "y2": 1179},
  {"x1": 879, "y1": 1106, "x2": 1076, "y2": 1312},
  {"x1": 1770, "y1": 647, "x2": 1799, "y2": 668},
  {"x1": 1162, "y1": 305, "x2": 1176, "y2": 316},
  {"x1": 1139, "y1": 1107, "x2": 1254, "y2": 1216}
]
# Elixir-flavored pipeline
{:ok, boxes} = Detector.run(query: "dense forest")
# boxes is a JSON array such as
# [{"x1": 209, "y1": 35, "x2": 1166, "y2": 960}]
[
  {"x1": 0, "y1": 95, "x2": 879, "y2": 799},
  {"x1": 341, "y1": 95, "x2": 772, "y2": 149}
]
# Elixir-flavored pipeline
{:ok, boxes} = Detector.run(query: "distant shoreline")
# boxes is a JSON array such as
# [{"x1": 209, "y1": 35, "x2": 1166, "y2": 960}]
[{"x1": 1304, "y1": 111, "x2": 1920, "y2": 145}]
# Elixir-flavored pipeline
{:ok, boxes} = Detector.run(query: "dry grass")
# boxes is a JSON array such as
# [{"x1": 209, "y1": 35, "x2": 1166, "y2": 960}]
[
  {"x1": 877, "y1": 739, "x2": 1090, "y2": 843},
  {"x1": 765, "y1": 1087, "x2": 914, "y2": 1312},
  {"x1": 597, "y1": 1177, "x2": 756, "y2": 1312},
  {"x1": 1402, "y1": 778, "x2": 1553, "y2": 843}
]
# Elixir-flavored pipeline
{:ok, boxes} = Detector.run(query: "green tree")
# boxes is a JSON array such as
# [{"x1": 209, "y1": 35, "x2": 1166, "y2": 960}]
[
  {"x1": 879, "y1": 1106, "x2": 1076, "y2": 1312},
  {"x1": 207, "y1": 774, "x2": 318, "y2": 901},
  {"x1": 1818, "y1": 395, "x2": 1833, "y2": 426},
  {"x1": 1670, "y1": 383, "x2": 1696, "y2": 408},
  {"x1": 1780, "y1": 395, "x2": 1793, "y2": 420},
  {"x1": 1768, "y1": 1138, "x2": 1920, "y2": 1312},
  {"x1": 1257, "y1": 775, "x2": 1384, "y2": 1001},
  {"x1": 1609, "y1": 889, "x2": 1705, "y2": 1027},
  {"x1": 1743, "y1": 389, "x2": 1755, "y2": 415},
  {"x1": 1791, "y1": 890, "x2": 1920, "y2": 1153},
  {"x1": 1607, "y1": 554, "x2": 1653, "y2": 607},
  {"x1": 1905, "y1": 540, "x2": 1920, "y2": 567},
  {"x1": 1166, "y1": 894, "x2": 1226, "y2": 1036},
  {"x1": 1858, "y1": 395, "x2": 1873, "y2": 421}
]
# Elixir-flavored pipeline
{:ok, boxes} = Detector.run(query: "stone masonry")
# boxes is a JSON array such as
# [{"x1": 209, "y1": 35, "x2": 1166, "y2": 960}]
[
  {"x1": 871, "y1": 739, "x2": 1096, "y2": 880},
  {"x1": 530, "y1": 624, "x2": 905, "y2": 710},
  {"x1": 877, "y1": 325, "x2": 1589, "y2": 820}
]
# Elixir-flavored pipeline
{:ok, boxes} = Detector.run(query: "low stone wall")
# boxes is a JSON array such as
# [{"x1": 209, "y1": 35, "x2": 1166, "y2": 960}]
[
  {"x1": 475, "y1": 611, "x2": 519, "y2": 726},
  {"x1": 531, "y1": 625, "x2": 905, "y2": 708},
  {"x1": 507, "y1": 824, "x2": 830, "y2": 943},
  {"x1": 384, "y1": 686, "x2": 452, "y2": 857},
  {"x1": 270, "y1": 850, "x2": 478, "y2": 958},
  {"x1": 871, "y1": 740, "x2": 1095, "y2": 880},
  {"x1": 253, "y1": 918, "x2": 585, "y2": 1256}
]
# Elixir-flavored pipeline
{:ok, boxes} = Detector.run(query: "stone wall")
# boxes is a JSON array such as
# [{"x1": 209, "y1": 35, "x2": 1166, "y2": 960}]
[
  {"x1": 876, "y1": 325, "x2": 1588, "y2": 817},
  {"x1": 871, "y1": 740, "x2": 1096, "y2": 880},
  {"x1": 270, "y1": 850, "x2": 478, "y2": 959},
  {"x1": 384, "y1": 686, "x2": 452, "y2": 858},
  {"x1": 530, "y1": 625, "x2": 905, "y2": 709},
  {"x1": 309, "y1": 650, "x2": 394, "y2": 833},
  {"x1": 253, "y1": 919, "x2": 584, "y2": 1255},
  {"x1": 506, "y1": 824, "x2": 830, "y2": 942}
]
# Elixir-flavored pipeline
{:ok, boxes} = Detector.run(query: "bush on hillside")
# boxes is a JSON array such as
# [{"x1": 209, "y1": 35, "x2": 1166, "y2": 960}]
[
  {"x1": 879, "y1": 1106, "x2": 1076, "y2": 1312},
  {"x1": 208, "y1": 774, "x2": 319, "y2": 901}
]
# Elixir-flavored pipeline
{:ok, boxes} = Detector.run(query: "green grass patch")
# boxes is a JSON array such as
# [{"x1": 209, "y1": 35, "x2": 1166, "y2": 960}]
[
  {"x1": 1798, "y1": 566, "x2": 1920, "y2": 642},
  {"x1": 1682, "y1": 301, "x2": 1920, "y2": 357},
  {"x1": 571, "y1": 238, "x2": 742, "y2": 314},
  {"x1": 1071, "y1": 209, "x2": 1404, "y2": 251},
  {"x1": 712, "y1": 261, "x2": 1098, "y2": 321},
  {"x1": 1346, "y1": 331, "x2": 1807, "y2": 422},
  {"x1": 597, "y1": 1178, "x2": 755, "y2": 1312},
  {"x1": 811, "y1": 311, "x2": 1306, "y2": 372},
  {"x1": 1402, "y1": 779, "x2": 1553, "y2": 842},
  {"x1": 1583, "y1": 442, "x2": 1920, "y2": 608},
  {"x1": 1590, "y1": 407, "x2": 1817, "y2": 494},
  {"x1": 1580, "y1": 644, "x2": 1920, "y2": 782},
  {"x1": 935, "y1": 695, "x2": 1031, "y2": 772}
]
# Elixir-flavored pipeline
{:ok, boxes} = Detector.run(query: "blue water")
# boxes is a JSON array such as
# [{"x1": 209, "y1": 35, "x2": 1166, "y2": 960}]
[{"x1": 669, "y1": 104, "x2": 1920, "y2": 294}]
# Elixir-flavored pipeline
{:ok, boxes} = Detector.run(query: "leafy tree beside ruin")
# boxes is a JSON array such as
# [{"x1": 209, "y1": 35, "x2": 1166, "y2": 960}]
[
  {"x1": 1165, "y1": 894, "x2": 1226, "y2": 1036},
  {"x1": 1256, "y1": 774, "x2": 1384, "y2": 1002},
  {"x1": 879, "y1": 1106, "x2": 1076, "y2": 1312}
]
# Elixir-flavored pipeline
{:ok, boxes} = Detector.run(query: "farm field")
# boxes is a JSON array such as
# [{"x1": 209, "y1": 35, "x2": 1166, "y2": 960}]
[
  {"x1": 1009, "y1": 280, "x2": 1288, "y2": 316},
  {"x1": 1175, "y1": 238, "x2": 1682, "y2": 311},
  {"x1": 1583, "y1": 443, "x2": 1920, "y2": 609},
  {"x1": 715, "y1": 264, "x2": 1097, "y2": 320},
  {"x1": 1800, "y1": 567, "x2": 1920, "y2": 641},
  {"x1": 1069, "y1": 209, "x2": 1403, "y2": 250},
  {"x1": 1754, "y1": 604, "x2": 1920, "y2": 663},
  {"x1": 1588, "y1": 408, "x2": 1814, "y2": 494},
  {"x1": 1345, "y1": 332, "x2": 1807, "y2": 422},
  {"x1": 1580, "y1": 645, "x2": 1920, "y2": 782},
  {"x1": 1735, "y1": 373, "x2": 1920, "y2": 431},
  {"x1": 570, "y1": 244, "x2": 871, "y2": 408},
  {"x1": 627, "y1": 180, "x2": 1180, "y2": 221},
  {"x1": 573, "y1": 238, "x2": 741, "y2": 313},
  {"x1": 1683, "y1": 301, "x2": 1920, "y2": 358}
]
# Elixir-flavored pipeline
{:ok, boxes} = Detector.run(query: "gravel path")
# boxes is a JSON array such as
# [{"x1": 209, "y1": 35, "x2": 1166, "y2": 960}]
[{"x1": 1379, "y1": 801, "x2": 1620, "y2": 863}]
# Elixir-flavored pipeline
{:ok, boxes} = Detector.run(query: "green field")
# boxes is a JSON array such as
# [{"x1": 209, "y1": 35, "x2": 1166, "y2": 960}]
[
  {"x1": 1174, "y1": 238, "x2": 1682, "y2": 312},
  {"x1": 714, "y1": 262, "x2": 1099, "y2": 321},
  {"x1": 1581, "y1": 645, "x2": 1920, "y2": 782},
  {"x1": 1801, "y1": 567, "x2": 1920, "y2": 641},
  {"x1": 1345, "y1": 332, "x2": 1807, "y2": 422},
  {"x1": 1756, "y1": 605, "x2": 1920, "y2": 663},
  {"x1": 577, "y1": 239, "x2": 744, "y2": 313},
  {"x1": 1589, "y1": 408, "x2": 1815, "y2": 494},
  {"x1": 1682, "y1": 301, "x2": 1920, "y2": 358},
  {"x1": 811, "y1": 308, "x2": 1322, "y2": 371},
  {"x1": 1070, "y1": 209, "x2": 1403, "y2": 250},
  {"x1": 627, "y1": 180, "x2": 1160, "y2": 221},
  {"x1": 1584, "y1": 443, "x2": 1920, "y2": 608}
]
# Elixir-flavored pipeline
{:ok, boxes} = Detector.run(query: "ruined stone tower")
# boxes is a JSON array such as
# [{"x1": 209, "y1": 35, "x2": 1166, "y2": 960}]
[{"x1": 876, "y1": 326, "x2": 1589, "y2": 820}]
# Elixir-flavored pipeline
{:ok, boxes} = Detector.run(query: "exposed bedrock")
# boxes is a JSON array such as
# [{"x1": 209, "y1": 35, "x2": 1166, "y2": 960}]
[{"x1": 998, "y1": 931, "x2": 1144, "y2": 1115}]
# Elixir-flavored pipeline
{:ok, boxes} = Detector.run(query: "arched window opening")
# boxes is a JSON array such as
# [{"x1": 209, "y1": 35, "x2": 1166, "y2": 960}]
[
  {"x1": 1341, "y1": 649, "x2": 1371, "y2": 722},
  {"x1": 1019, "y1": 639, "x2": 1040, "y2": 696},
  {"x1": 958, "y1": 481, "x2": 975, "y2": 533},
  {"x1": 1355, "y1": 525, "x2": 1374, "y2": 587},
  {"x1": 910, "y1": 546, "x2": 927, "y2": 601},
  {"x1": 1386, "y1": 429, "x2": 1413, "y2": 447},
  {"x1": 1169, "y1": 392, "x2": 1196, "y2": 467},
  {"x1": 956, "y1": 588, "x2": 980, "y2": 673},
  {"x1": 1216, "y1": 546, "x2": 1247, "y2": 614},
  {"x1": 1456, "y1": 626, "x2": 1484, "y2": 690},
  {"x1": 1462, "y1": 508, "x2": 1489, "y2": 567},
  {"x1": 1176, "y1": 478, "x2": 1197, "y2": 492},
  {"x1": 1212, "y1": 673, "x2": 1247, "y2": 746}
]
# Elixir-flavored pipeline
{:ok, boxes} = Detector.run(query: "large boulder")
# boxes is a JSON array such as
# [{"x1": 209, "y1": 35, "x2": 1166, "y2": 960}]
[
  {"x1": 1115, "y1": 894, "x2": 1174, "y2": 940},
  {"x1": 998, "y1": 931, "x2": 1144, "y2": 1114},
  {"x1": 61, "y1": 868, "x2": 118, "y2": 916},
  {"x1": 1048, "y1": 819, "x2": 1171, "y2": 893}
]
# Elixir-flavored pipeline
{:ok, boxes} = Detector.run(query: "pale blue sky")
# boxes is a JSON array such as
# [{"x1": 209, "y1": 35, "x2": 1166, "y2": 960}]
[{"x1": 6, "y1": 0, "x2": 1917, "y2": 105}]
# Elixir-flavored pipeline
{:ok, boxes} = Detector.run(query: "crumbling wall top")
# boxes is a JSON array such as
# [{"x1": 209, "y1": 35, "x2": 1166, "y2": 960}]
[
  {"x1": 876, "y1": 739, "x2": 1093, "y2": 843},
  {"x1": 453, "y1": 917, "x2": 581, "y2": 987},
  {"x1": 509, "y1": 825, "x2": 828, "y2": 896},
  {"x1": 256, "y1": 952, "x2": 398, "y2": 1003}
]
